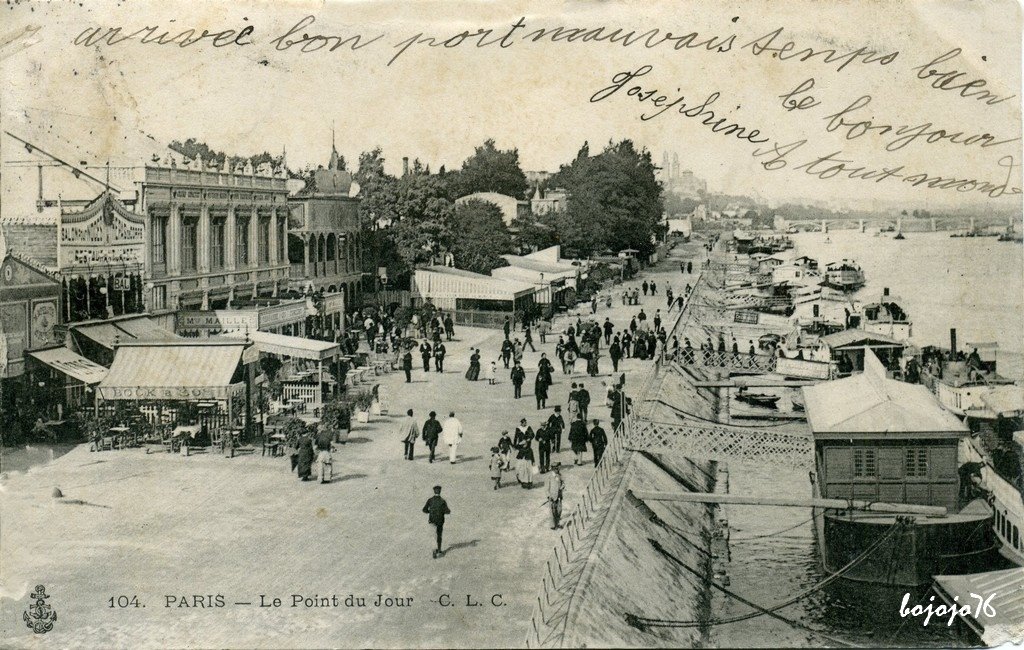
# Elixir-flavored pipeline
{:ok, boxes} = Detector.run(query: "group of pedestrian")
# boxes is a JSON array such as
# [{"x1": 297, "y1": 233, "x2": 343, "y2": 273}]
[
  {"x1": 399, "y1": 409, "x2": 464, "y2": 464},
  {"x1": 285, "y1": 424, "x2": 333, "y2": 484}
]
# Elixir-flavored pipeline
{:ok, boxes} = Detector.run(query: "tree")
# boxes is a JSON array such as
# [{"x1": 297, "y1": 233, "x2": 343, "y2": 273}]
[
  {"x1": 390, "y1": 172, "x2": 454, "y2": 268},
  {"x1": 510, "y1": 210, "x2": 558, "y2": 252},
  {"x1": 447, "y1": 200, "x2": 514, "y2": 273},
  {"x1": 546, "y1": 140, "x2": 663, "y2": 257},
  {"x1": 450, "y1": 139, "x2": 530, "y2": 200}
]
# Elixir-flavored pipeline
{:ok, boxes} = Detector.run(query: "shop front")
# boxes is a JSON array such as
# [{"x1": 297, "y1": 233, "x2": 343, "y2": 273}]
[{"x1": 96, "y1": 339, "x2": 253, "y2": 448}]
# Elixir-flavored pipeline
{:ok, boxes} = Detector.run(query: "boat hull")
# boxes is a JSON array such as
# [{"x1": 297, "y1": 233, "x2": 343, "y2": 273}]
[
  {"x1": 814, "y1": 509, "x2": 996, "y2": 587},
  {"x1": 961, "y1": 436, "x2": 1024, "y2": 566},
  {"x1": 811, "y1": 476, "x2": 996, "y2": 587}
]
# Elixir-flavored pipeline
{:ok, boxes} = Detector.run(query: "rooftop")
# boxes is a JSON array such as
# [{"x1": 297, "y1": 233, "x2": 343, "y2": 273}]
[{"x1": 803, "y1": 351, "x2": 967, "y2": 435}]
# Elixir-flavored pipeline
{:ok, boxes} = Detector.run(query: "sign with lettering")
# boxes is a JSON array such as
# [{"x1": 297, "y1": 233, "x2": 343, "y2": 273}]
[
  {"x1": 176, "y1": 310, "x2": 259, "y2": 332},
  {"x1": 324, "y1": 291, "x2": 345, "y2": 314},
  {"x1": 97, "y1": 384, "x2": 242, "y2": 401},
  {"x1": 258, "y1": 302, "x2": 307, "y2": 329}
]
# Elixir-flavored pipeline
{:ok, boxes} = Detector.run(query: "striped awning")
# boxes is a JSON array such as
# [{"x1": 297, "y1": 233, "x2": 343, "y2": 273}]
[{"x1": 97, "y1": 340, "x2": 245, "y2": 401}]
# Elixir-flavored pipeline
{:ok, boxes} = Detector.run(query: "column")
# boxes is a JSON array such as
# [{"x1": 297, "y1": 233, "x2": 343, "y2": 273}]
[
  {"x1": 303, "y1": 235, "x2": 311, "y2": 278},
  {"x1": 169, "y1": 204, "x2": 182, "y2": 275},
  {"x1": 269, "y1": 209, "x2": 279, "y2": 266},
  {"x1": 225, "y1": 205, "x2": 237, "y2": 272},
  {"x1": 198, "y1": 204, "x2": 211, "y2": 273},
  {"x1": 249, "y1": 206, "x2": 259, "y2": 269}
]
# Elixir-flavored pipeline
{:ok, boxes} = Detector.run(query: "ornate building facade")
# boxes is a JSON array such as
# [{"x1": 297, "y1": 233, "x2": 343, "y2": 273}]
[
  {"x1": 140, "y1": 162, "x2": 291, "y2": 313},
  {"x1": 287, "y1": 144, "x2": 362, "y2": 319}
]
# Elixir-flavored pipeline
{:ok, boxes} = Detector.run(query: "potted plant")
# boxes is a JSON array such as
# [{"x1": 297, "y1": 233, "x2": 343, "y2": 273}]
[
  {"x1": 322, "y1": 399, "x2": 352, "y2": 443},
  {"x1": 353, "y1": 389, "x2": 374, "y2": 423}
]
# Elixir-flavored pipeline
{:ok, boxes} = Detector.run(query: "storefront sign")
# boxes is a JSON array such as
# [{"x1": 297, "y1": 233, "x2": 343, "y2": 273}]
[
  {"x1": 177, "y1": 310, "x2": 259, "y2": 332},
  {"x1": 324, "y1": 291, "x2": 344, "y2": 315},
  {"x1": 97, "y1": 385, "x2": 239, "y2": 401},
  {"x1": 258, "y1": 301, "x2": 307, "y2": 329}
]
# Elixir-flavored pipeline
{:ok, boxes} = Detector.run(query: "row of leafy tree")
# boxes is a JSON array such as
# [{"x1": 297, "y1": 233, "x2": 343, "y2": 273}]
[
  {"x1": 354, "y1": 139, "x2": 664, "y2": 279},
  {"x1": 168, "y1": 137, "x2": 665, "y2": 278}
]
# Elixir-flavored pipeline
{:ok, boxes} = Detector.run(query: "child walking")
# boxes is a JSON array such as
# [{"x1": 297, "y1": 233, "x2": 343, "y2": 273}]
[{"x1": 489, "y1": 446, "x2": 503, "y2": 490}]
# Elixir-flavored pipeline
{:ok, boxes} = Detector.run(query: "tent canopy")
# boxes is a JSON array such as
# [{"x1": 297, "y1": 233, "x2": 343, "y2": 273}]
[
  {"x1": 223, "y1": 331, "x2": 339, "y2": 361},
  {"x1": 97, "y1": 340, "x2": 246, "y2": 401}
]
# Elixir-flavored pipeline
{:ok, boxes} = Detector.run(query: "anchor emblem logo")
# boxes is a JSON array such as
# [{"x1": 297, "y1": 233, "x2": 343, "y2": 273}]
[{"x1": 23, "y1": 584, "x2": 57, "y2": 634}]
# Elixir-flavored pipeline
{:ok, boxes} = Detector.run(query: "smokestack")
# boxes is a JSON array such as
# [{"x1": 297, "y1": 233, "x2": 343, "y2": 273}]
[
  {"x1": 402, "y1": 157, "x2": 409, "y2": 177},
  {"x1": 950, "y1": 328, "x2": 957, "y2": 354}
]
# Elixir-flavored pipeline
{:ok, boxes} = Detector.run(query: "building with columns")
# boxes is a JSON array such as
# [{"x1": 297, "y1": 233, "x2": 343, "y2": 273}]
[
  {"x1": 287, "y1": 143, "x2": 363, "y2": 319},
  {"x1": 140, "y1": 162, "x2": 291, "y2": 313}
]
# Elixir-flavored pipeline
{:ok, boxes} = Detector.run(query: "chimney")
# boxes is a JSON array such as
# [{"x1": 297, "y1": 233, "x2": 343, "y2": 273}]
[
  {"x1": 402, "y1": 157, "x2": 409, "y2": 177},
  {"x1": 950, "y1": 328, "x2": 957, "y2": 354}
]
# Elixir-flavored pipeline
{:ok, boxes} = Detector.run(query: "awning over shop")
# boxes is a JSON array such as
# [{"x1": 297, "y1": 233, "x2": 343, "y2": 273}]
[
  {"x1": 934, "y1": 567, "x2": 1024, "y2": 646},
  {"x1": 223, "y1": 331, "x2": 339, "y2": 361},
  {"x1": 71, "y1": 322, "x2": 123, "y2": 350},
  {"x1": 29, "y1": 347, "x2": 108, "y2": 385},
  {"x1": 72, "y1": 316, "x2": 179, "y2": 350},
  {"x1": 112, "y1": 317, "x2": 179, "y2": 341},
  {"x1": 97, "y1": 340, "x2": 246, "y2": 401}
]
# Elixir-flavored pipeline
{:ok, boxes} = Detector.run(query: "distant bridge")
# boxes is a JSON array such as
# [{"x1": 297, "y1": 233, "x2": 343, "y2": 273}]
[{"x1": 781, "y1": 215, "x2": 1016, "y2": 233}]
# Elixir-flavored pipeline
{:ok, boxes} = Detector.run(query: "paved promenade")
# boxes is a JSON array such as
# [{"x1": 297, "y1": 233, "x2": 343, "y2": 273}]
[{"x1": 0, "y1": 245, "x2": 702, "y2": 648}]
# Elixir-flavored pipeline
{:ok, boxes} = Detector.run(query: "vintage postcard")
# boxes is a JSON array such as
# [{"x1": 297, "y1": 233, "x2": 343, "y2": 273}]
[{"x1": 1, "y1": 0, "x2": 1022, "y2": 647}]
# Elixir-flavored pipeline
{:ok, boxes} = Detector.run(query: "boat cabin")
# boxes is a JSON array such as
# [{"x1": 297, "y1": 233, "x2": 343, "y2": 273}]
[
  {"x1": 823, "y1": 259, "x2": 865, "y2": 291},
  {"x1": 854, "y1": 290, "x2": 912, "y2": 341},
  {"x1": 804, "y1": 351, "x2": 970, "y2": 511},
  {"x1": 813, "y1": 328, "x2": 905, "y2": 374}
]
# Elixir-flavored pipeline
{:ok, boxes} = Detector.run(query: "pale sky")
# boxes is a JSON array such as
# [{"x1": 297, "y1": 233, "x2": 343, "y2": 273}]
[{"x1": 1, "y1": 0, "x2": 1021, "y2": 211}]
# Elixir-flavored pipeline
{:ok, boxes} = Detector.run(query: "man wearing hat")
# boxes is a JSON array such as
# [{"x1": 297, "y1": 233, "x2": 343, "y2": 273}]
[
  {"x1": 546, "y1": 406, "x2": 565, "y2": 453},
  {"x1": 422, "y1": 485, "x2": 451, "y2": 558},
  {"x1": 545, "y1": 464, "x2": 564, "y2": 530}
]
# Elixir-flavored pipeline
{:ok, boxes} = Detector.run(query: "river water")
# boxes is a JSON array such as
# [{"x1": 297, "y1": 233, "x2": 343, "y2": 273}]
[
  {"x1": 791, "y1": 230, "x2": 1024, "y2": 379},
  {"x1": 706, "y1": 231, "x2": 1022, "y2": 647}
]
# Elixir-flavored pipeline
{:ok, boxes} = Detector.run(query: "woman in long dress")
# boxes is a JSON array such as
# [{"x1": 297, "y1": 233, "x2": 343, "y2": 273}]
[
  {"x1": 568, "y1": 417, "x2": 589, "y2": 466},
  {"x1": 516, "y1": 437, "x2": 535, "y2": 488},
  {"x1": 465, "y1": 349, "x2": 481, "y2": 381},
  {"x1": 296, "y1": 434, "x2": 314, "y2": 481}
]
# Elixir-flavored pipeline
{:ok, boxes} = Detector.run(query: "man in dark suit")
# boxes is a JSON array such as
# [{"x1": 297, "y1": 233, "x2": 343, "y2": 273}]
[
  {"x1": 421, "y1": 411, "x2": 443, "y2": 463},
  {"x1": 535, "y1": 424, "x2": 552, "y2": 473},
  {"x1": 590, "y1": 419, "x2": 608, "y2": 465},
  {"x1": 434, "y1": 343, "x2": 446, "y2": 373},
  {"x1": 578, "y1": 383, "x2": 591, "y2": 421},
  {"x1": 510, "y1": 362, "x2": 526, "y2": 399},
  {"x1": 420, "y1": 341, "x2": 433, "y2": 372},
  {"x1": 503, "y1": 316, "x2": 511, "y2": 341},
  {"x1": 547, "y1": 406, "x2": 565, "y2": 453},
  {"x1": 402, "y1": 350, "x2": 413, "y2": 383},
  {"x1": 423, "y1": 485, "x2": 451, "y2": 559}
]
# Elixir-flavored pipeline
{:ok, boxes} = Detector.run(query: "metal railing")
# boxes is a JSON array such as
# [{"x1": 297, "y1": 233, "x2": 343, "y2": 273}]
[{"x1": 525, "y1": 408, "x2": 635, "y2": 648}]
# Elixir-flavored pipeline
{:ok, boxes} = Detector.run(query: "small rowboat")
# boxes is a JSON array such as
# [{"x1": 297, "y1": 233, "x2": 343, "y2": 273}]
[{"x1": 736, "y1": 389, "x2": 781, "y2": 408}]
